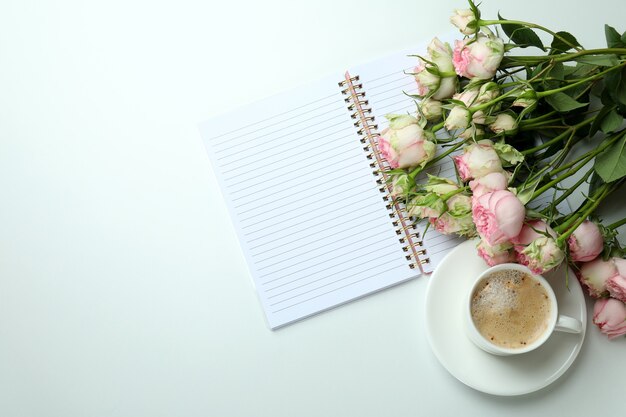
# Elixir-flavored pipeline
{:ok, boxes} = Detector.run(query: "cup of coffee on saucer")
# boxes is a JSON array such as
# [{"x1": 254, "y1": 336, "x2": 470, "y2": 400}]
[{"x1": 465, "y1": 263, "x2": 582, "y2": 356}]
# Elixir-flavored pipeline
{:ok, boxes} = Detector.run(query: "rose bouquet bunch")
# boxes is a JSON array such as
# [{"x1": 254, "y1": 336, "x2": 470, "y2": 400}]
[{"x1": 379, "y1": 1, "x2": 626, "y2": 339}]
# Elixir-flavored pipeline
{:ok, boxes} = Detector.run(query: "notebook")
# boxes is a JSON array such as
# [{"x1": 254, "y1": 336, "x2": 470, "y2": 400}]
[{"x1": 199, "y1": 37, "x2": 465, "y2": 329}]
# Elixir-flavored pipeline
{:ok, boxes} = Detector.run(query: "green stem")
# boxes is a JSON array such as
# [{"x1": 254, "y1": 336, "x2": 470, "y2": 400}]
[
  {"x1": 541, "y1": 166, "x2": 594, "y2": 214},
  {"x1": 430, "y1": 121, "x2": 445, "y2": 132},
  {"x1": 499, "y1": 48, "x2": 626, "y2": 68},
  {"x1": 479, "y1": 19, "x2": 584, "y2": 52},
  {"x1": 536, "y1": 63, "x2": 626, "y2": 98},
  {"x1": 531, "y1": 164, "x2": 584, "y2": 201},
  {"x1": 519, "y1": 119, "x2": 564, "y2": 131},
  {"x1": 608, "y1": 217, "x2": 626, "y2": 230},
  {"x1": 521, "y1": 116, "x2": 596, "y2": 155},
  {"x1": 556, "y1": 185, "x2": 612, "y2": 243},
  {"x1": 441, "y1": 186, "x2": 469, "y2": 201}
]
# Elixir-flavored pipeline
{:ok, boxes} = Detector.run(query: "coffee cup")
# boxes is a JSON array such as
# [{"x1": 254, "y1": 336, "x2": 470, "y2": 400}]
[{"x1": 465, "y1": 263, "x2": 582, "y2": 356}]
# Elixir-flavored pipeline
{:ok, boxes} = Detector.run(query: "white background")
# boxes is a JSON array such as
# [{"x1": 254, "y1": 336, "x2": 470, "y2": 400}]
[{"x1": 1, "y1": 1, "x2": 625, "y2": 416}]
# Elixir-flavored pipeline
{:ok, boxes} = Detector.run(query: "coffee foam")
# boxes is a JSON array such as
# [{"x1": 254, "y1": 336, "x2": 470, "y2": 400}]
[{"x1": 471, "y1": 270, "x2": 551, "y2": 349}]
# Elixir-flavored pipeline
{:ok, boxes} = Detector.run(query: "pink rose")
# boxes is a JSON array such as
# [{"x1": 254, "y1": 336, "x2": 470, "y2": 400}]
[
  {"x1": 472, "y1": 190, "x2": 525, "y2": 246},
  {"x1": 379, "y1": 114, "x2": 436, "y2": 169},
  {"x1": 453, "y1": 34, "x2": 505, "y2": 80},
  {"x1": 469, "y1": 172, "x2": 508, "y2": 199},
  {"x1": 593, "y1": 298, "x2": 626, "y2": 340},
  {"x1": 567, "y1": 220, "x2": 604, "y2": 262},
  {"x1": 512, "y1": 220, "x2": 565, "y2": 274},
  {"x1": 454, "y1": 139, "x2": 504, "y2": 181},
  {"x1": 578, "y1": 258, "x2": 616, "y2": 298},
  {"x1": 476, "y1": 240, "x2": 515, "y2": 266},
  {"x1": 606, "y1": 258, "x2": 626, "y2": 302}
]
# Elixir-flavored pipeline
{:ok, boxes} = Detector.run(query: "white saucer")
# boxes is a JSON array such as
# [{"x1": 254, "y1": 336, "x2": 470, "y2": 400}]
[{"x1": 424, "y1": 240, "x2": 587, "y2": 396}]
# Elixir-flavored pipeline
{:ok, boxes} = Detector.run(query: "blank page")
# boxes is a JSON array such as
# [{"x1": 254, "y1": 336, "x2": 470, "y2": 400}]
[{"x1": 200, "y1": 74, "x2": 415, "y2": 329}]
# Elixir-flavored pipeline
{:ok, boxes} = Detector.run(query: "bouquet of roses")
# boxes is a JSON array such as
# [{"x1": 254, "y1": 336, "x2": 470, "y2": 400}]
[{"x1": 381, "y1": 0, "x2": 626, "y2": 339}]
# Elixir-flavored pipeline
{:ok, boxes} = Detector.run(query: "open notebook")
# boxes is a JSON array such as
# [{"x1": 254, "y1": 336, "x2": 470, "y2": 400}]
[{"x1": 200, "y1": 38, "x2": 465, "y2": 329}]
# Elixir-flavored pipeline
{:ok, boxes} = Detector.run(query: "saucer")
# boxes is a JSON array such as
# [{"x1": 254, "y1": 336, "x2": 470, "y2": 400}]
[{"x1": 424, "y1": 240, "x2": 587, "y2": 396}]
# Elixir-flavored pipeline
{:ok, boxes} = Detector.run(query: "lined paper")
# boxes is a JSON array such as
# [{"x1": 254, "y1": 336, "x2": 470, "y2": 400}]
[{"x1": 200, "y1": 74, "x2": 415, "y2": 329}]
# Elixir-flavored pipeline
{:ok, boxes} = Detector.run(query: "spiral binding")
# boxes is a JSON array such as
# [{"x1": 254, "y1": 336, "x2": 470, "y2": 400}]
[{"x1": 338, "y1": 72, "x2": 430, "y2": 272}]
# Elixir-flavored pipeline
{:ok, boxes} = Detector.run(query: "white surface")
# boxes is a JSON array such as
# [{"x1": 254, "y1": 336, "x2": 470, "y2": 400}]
[
  {"x1": 1, "y1": 0, "x2": 626, "y2": 416},
  {"x1": 425, "y1": 241, "x2": 586, "y2": 395}
]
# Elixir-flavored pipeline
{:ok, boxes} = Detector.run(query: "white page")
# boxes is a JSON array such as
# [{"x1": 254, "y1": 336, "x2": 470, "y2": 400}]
[
  {"x1": 200, "y1": 74, "x2": 415, "y2": 329},
  {"x1": 348, "y1": 34, "x2": 464, "y2": 273}
]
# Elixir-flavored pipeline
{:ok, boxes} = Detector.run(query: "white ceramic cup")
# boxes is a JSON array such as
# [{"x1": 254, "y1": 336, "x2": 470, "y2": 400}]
[{"x1": 465, "y1": 263, "x2": 582, "y2": 356}]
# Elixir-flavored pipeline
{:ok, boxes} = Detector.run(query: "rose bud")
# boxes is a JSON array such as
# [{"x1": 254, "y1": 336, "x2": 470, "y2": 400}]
[
  {"x1": 477, "y1": 82, "x2": 500, "y2": 103},
  {"x1": 427, "y1": 37, "x2": 458, "y2": 100},
  {"x1": 420, "y1": 98, "x2": 443, "y2": 121},
  {"x1": 390, "y1": 173, "x2": 413, "y2": 199},
  {"x1": 407, "y1": 193, "x2": 446, "y2": 219},
  {"x1": 510, "y1": 220, "x2": 565, "y2": 274},
  {"x1": 432, "y1": 211, "x2": 476, "y2": 237},
  {"x1": 444, "y1": 106, "x2": 471, "y2": 131},
  {"x1": 578, "y1": 257, "x2": 615, "y2": 298},
  {"x1": 593, "y1": 298, "x2": 626, "y2": 340},
  {"x1": 432, "y1": 194, "x2": 476, "y2": 237},
  {"x1": 489, "y1": 113, "x2": 519, "y2": 135},
  {"x1": 453, "y1": 139, "x2": 504, "y2": 181},
  {"x1": 472, "y1": 190, "x2": 525, "y2": 246},
  {"x1": 379, "y1": 114, "x2": 436, "y2": 169},
  {"x1": 469, "y1": 171, "x2": 509, "y2": 199},
  {"x1": 424, "y1": 175, "x2": 459, "y2": 195},
  {"x1": 451, "y1": 89, "x2": 488, "y2": 125},
  {"x1": 567, "y1": 220, "x2": 604, "y2": 262},
  {"x1": 512, "y1": 89, "x2": 538, "y2": 110},
  {"x1": 453, "y1": 34, "x2": 505, "y2": 80},
  {"x1": 477, "y1": 239, "x2": 515, "y2": 267},
  {"x1": 450, "y1": 9, "x2": 477, "y2": 35},
  {"x1": 606, "y1": 258, "x2": 626, "y2": 303},
  {"x1": 413, "y1": 38, "x2": 457, "y2": 100},
  {"x1": 458, "y1": 125, "x2": 485, "y2": 140}
]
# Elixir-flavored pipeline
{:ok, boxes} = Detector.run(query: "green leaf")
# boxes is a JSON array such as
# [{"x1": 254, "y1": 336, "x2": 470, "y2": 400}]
[
  {"x1": 544, "y1": 92, "x2": 588, "y2": 112},
  {"x1": 604, "y1": 67, "x2": 626, "y2": 107},
  {"x1": 600, "y1": 109, "x2": 624, "y2": 133},
  {"x1": 573, "y1": 55, "x2": 620, "y2": 66},
  {"x1": 590, "y1": 105, "x2": 615, "y2": 136},
  {"x1": 588, "y1": 171, "x2": 605, "y2": 197},
  {"x1": 605, "y1": 24, "x2": 625, "y2": 48},
  {"x1": 515, "y1": 177, "x2": 541, "y2": 205},
  {"x1": 499, "y1": 13, "x2": 545, "y2": 50},
  {"x1": 493, "y1": 142, "x2": 524, "y2": 166},
  {"x1": 551, "y1": 31, "x2": 581, "y2": 53},
  {"x1": 594, "y1": 134, "x2": 626, "y2": 182}
]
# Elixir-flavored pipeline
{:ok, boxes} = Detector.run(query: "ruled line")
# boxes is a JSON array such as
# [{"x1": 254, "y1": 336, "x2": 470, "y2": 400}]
[
  {"x1": 262, "y1": 243, "x2": 400, "y2": 287},
  {"x1": 271, "y1": 264, "x2": 407, "y2": 313},
  {"x1": 268, "y1": 257, "x2": 399, "y2": 304},
  {"x1": 215, "y1": 109, "x2": 347, "y2": 157},
  {"x1": 249, "y1": 206, "x2": 384, "y2": 253},
  {"x1": 254, "y1": 218, "x2": 389, "y2": 264},
  {"x1": 244, "y1": 193, "x2": 378, "y2": 241},
  {"x1": 210, "y1": 92, "x2": 339, "y2": 143},
  {"x1": 256, "y1": 227, "x2": 391, "y2": 271},
  {"x1": 229, "y1": 152, "x2": 359, "y2": 196},
  {"x1": 266, "y1": 247, "x2": 400, "y2": 297},
  {"x1": 220, "y1": 126, "x2": 353, "y2": 173},
  {"x1": 224, "y1": 137, "x2": 356, "y2": 186}
]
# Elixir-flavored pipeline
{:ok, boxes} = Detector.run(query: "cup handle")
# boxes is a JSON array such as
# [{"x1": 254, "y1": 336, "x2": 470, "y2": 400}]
[{"x1": 554, "y1": 314, "x2": 583, "y2": 334}]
